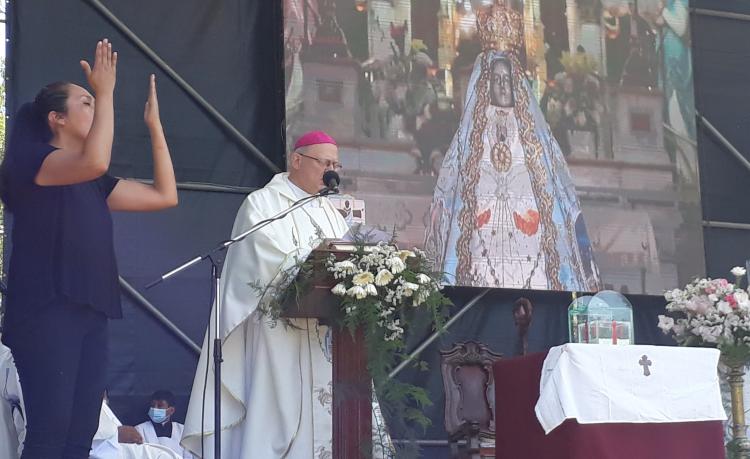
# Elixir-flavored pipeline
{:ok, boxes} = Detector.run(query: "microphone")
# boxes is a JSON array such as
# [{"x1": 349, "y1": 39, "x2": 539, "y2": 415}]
[{"x1": 322, "y1": 170, "x2": 340, "y2": 193}]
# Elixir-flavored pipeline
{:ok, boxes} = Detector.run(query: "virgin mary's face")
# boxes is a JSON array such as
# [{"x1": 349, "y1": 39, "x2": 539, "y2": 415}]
[{"x1": 490, "y1": 59, "x2": 514, "y2": 108}]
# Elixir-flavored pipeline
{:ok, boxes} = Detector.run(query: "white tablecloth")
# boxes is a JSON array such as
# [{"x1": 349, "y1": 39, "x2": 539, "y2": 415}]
[{"x1": 534, "y1": 344, "x2": 727, "y2": 433}]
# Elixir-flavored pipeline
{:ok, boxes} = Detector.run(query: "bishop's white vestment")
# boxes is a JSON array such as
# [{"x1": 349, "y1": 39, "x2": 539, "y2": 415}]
[{"x1": 182, "y1": 173, "x2": 350, "y2": 458}]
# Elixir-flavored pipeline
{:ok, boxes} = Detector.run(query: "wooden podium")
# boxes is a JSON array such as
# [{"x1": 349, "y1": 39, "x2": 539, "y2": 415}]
[{"x1": 281, "y1": 245, "x2": 372, "y2": 459}]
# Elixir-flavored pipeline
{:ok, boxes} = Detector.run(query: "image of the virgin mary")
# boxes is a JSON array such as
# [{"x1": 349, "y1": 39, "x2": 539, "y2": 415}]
[{"x1": 424, "y1": 1, "x2": 601, "y2": 291}]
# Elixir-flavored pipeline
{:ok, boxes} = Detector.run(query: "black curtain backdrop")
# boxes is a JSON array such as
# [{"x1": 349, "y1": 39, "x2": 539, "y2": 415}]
[
  {"x1": 107, "y1": 189, "x2": 249, "y2": 424},
  {"x1": 7, "y1": 0, "x2": 285, "y2": 185},
  {"x1": 692, "y1": 1, "x2": 750, "y2": 275},
  {"x1": 4, "y1": 1, "x2": 750, "y2": 456}
]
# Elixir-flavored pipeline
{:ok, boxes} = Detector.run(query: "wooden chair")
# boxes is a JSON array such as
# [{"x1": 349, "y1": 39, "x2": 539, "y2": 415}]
[{"x1": 441, "y1": 341, "x2": 503, "y2": 459}]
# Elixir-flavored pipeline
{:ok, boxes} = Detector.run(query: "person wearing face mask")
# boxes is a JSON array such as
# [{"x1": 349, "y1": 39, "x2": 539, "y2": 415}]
[
  {"x1": 0, "y1": 348, "x2": 180, "y2": 459},
  {"x1": 134, "y1": 391, "x2": 193, "y2": 459}
]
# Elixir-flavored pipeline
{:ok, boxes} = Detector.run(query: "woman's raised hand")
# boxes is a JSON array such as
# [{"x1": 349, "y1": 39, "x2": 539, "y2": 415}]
[
  {"x1": 80, "y1": 39, "x2": 117, "y2": 96},
  {"x1": 144, "y1": 74, "x2": 161, "y2": 128}
]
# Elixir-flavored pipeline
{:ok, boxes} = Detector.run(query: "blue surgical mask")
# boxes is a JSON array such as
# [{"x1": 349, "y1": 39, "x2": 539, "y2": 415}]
[{"x1": 148, "y1": 407, "x2": 169, "y2": 424}]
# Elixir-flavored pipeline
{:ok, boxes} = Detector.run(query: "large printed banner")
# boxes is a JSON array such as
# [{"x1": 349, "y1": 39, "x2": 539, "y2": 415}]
[{"x1": 284, "y1": 0, "x2": 702, "y2": 294}]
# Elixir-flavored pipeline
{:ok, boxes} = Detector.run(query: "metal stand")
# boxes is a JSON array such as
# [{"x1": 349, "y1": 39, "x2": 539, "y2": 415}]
[{"x1": 209, "y1": 259, "x2": 222, "y2": 458}]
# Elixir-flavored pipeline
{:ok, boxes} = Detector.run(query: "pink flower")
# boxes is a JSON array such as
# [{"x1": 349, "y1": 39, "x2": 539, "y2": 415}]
[{"x1": 727, "y1": 294, "x2": 738, "y2": 308}]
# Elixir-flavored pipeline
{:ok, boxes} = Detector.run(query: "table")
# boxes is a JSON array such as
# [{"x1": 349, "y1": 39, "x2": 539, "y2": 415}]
[{"x1": 493, "y1": 351, "x2": 726, "y2": 459}]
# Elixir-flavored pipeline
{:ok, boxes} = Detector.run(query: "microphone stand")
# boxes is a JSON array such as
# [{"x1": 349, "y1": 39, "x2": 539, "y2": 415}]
[{"x1": 146, "y1": 185, "x2": 338, "y2": 458}]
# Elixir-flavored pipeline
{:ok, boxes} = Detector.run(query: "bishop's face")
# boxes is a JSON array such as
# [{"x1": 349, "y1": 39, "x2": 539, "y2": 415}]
[
  {"x1": 490, "y1": 59, "x2": 514, "y2": 108},
  {"x1": 289, "y1": 143, "x2": 340, "y2": 194}
]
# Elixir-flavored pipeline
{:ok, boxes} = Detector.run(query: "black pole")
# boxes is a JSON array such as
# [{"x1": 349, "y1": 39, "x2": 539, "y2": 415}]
[
  {"x1": 211, "y1": 260, "x2": 223, "y2": 458},
  {"x1": 82, "y1": 0, "x2": 281, "y2": 174}
]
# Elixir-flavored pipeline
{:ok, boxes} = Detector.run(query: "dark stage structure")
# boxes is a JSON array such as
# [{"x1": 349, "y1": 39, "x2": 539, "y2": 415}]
[{"x1": 4, "y1": 1, "x2": 750, "y2": 456}]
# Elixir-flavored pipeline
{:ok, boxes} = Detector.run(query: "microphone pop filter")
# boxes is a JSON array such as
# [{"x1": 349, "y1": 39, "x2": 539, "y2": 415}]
[{"x1": 323, "y1": 170, "x2": 340, "y2": 191}]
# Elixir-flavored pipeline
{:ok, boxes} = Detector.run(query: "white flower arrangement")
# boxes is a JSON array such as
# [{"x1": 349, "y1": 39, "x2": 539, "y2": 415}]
[
  {"x1": 254, "y1": 236, "x2": 451, "y2": 438},
  {"x1": 327, "y1": 242, "x2": 447, "y2": 343},
  {"x1": 658, "y1": 267, "x2": 750, "y2": 359},
  {"x1": 375, "y1": 269, "x2": 394, "y2": 286}
]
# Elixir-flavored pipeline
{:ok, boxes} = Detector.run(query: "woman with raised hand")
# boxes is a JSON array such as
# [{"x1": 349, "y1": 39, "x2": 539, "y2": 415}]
[{"x1": 0, "y1": 38, "x2": 177, "y2": 458}]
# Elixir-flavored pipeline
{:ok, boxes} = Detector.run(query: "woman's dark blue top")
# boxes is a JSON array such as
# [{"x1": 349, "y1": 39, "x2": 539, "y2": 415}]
[{"x1": 3, "y1": 142, "x2": 122, "y2": 335}]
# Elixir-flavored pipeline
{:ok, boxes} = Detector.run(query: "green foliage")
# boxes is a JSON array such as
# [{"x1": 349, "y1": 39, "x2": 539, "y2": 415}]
[
  {"x1": 726, "y1": 438, "x2": 744, "y2": 459},
  {"x1": 559, "y1": 51, "x2": 599, "y2": 77}
]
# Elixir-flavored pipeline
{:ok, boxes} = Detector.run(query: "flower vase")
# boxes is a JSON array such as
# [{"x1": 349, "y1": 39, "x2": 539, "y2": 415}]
[{"x1": 724, "y1": 355, "x2": 750, "y2": 458}]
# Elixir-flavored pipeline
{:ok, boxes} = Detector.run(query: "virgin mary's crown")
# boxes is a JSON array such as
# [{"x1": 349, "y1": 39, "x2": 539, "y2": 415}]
[{"x1": 476, "y1": 1, "x2": 525, "y2": 53}]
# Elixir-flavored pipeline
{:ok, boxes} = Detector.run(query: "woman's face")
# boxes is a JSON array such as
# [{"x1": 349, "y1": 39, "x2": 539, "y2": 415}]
[
  {"x1": 490, "y1": 59, "x2": 514, "y2": 108},
  {"x1": 53, "y1": 84, "x2": 95, "y2": 141}
]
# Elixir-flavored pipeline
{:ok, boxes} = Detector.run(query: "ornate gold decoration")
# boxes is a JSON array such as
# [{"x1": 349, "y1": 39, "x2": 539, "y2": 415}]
[
  {"x1": 476, "y1": 0, "x2": 525, "y2": 53},
  {"x1": 456, "y1": 53, "x2": 491, "y2": 284},
  {"x1": 491, "y1": 109, "x2": 512, "y2": 173},
  {"x1": 727, "y1": 360, "x2": 750, "y2": 457},
  {"x1": 512, "y1": 53, "x2": 562, "y2": 290}
]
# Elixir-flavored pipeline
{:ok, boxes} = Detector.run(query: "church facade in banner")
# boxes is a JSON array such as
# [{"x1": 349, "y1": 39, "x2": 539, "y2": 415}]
[{"x1": 283, "y1": 0, "x2": 701, "y2": 295}]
